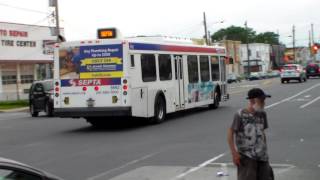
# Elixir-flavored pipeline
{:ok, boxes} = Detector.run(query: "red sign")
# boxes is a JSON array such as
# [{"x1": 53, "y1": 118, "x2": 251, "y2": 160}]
[{"x1": 0, "y1": 29, "x2": 28, "y2": 37}]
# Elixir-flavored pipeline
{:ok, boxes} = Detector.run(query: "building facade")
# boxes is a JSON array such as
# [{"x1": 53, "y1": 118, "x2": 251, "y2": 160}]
[
  {"x1": 284, "y1": 47, "x2": 311, "y2": 66},
  {"x1": 240, "y1": 43, "x2": 271, "y2": 74},
  {"x1": 0, "y1": 22, "x2": 61, "y2": 101},
  {"x1": 270, "y1": 45, "x2": 286, "y2": 69},
  {"x1": 213, "y1": 40, "x2": 242, "y2": 75}
]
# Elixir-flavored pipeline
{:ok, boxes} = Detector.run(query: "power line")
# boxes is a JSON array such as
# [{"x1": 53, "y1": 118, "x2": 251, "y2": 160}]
[
  {"x1": 0, "y1": 14, "x2": 54, "y2": 34},
  {"x1": 0, "y1": 2, "x2": 50, "y2": 15}
]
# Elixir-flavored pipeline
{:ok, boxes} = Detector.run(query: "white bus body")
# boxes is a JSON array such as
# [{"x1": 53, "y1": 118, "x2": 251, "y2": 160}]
[{"x1": 53, "y1": 32, "x2": 229, "y2": 124}]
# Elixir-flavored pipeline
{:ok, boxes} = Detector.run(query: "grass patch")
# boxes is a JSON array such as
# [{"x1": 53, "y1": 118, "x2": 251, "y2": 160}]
[{"x1": 0, "y1": 100, "x2": 29, "y2": 110}]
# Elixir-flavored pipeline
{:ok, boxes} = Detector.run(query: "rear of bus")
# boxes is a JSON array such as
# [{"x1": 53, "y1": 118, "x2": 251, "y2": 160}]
[{"x1": 53, "y1": 39, "x2": 131, "y2": 119}]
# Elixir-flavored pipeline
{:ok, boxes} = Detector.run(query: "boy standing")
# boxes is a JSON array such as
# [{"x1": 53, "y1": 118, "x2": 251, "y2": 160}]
[{"x1": 227, "y1": 88, "x2": 273, "y2": 180}]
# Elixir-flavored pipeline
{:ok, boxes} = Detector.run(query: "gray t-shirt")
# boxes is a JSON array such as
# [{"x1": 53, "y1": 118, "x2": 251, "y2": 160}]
[{"x1": 231, "y1": 109, "x2": 269, "y2": 161}]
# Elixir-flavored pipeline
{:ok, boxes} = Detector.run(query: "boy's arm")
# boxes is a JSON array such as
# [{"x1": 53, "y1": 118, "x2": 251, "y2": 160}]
[{"x1": 227, "y1": 128, "x2": 240, "y2": 166}]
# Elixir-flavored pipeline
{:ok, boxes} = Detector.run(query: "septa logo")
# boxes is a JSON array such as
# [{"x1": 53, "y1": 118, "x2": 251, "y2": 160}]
[{"x1": 78, "y1": 79, "x2": 102, "y2": 86}]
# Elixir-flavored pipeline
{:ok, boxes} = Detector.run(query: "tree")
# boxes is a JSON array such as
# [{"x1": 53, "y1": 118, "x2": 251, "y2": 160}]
[
  {"x1": 254, "y1": 32, "x2": 279, "y2": 45},
  {"x1": 211, "y1": 26, "x2": 280, "y2": 45},
  {"x1": 211, "y1": 26, "x2": 256, "y2": 43}
]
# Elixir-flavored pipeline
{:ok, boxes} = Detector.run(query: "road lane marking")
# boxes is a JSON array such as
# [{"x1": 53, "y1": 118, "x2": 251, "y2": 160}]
[
  {"x1": 275, "y1": 164, "x2": 296, "y2": 175},
  {"x1": 265, "y1": 83, "x2": 320, "y2": 109},
  {"x1": 172, "y1": 153, "x2": 225, "y2": 179},
  {"x1": 300, "y1": 96, "x2": 320, "y2": 109},
  {"x1": 87, "y1": 152, "x2": 158, "y2": 180}
]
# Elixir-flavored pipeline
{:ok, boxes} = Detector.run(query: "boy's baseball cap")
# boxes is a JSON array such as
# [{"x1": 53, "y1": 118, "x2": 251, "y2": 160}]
[{"x1": 246, "y1": 88, "x2": 271, "y2": 99}]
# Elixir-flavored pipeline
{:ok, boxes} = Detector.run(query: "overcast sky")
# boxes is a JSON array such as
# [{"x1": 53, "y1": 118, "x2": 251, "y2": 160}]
[{"x1": 0, "y1": 0, "x2": 319, "y2": 47}]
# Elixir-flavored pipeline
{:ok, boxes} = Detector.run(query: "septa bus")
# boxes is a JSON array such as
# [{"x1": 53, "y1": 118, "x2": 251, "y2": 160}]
[{"x1": 53, "y1": 28, "x2": 229, "y2": 126}]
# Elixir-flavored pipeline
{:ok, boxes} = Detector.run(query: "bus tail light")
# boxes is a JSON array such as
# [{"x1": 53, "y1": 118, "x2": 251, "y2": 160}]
[
  {"x1": 83, "y1": 86, "x2": 88, "y2": 91},
  {"x1": 55, "y1": 87, "x2": 60, "y2": 92},
  {"x1": 123, "y1": 79, "x2": 128, "y2": 84},
  {"x1": 123, "y1": 85, "x2": 128, "y2": 91},
  {"x1": 94, "y1": 86, "x2": 100, "y2": 91}
]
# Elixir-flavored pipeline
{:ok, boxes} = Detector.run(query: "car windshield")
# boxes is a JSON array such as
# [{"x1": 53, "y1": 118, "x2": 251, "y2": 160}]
[{"x1": 43, "y1": 81, "x2": 53, "y2": 91}]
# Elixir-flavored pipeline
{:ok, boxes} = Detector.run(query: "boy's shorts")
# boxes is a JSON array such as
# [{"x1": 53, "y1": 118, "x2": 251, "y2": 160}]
[{"x1": 238, "y1": 155, "x2": 274, "y2": 180}]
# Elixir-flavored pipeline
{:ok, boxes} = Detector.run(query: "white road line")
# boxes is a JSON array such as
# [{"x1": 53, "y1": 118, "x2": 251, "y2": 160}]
[
  {"x1": 265, "y1": 83, "x2": 320, "y2": 109},
  {"x1": 172, "y1": 153, "x2": 225, "y2": 180},
  {"x1": 86, "y1": 152, "x2": 158, "y2": 180},
  {"x1": 275, "y1": 164, "x2": 296, "y2": 175},
  {"x1": 300, "y1": 96, "x2": 320, "y2": 109}
]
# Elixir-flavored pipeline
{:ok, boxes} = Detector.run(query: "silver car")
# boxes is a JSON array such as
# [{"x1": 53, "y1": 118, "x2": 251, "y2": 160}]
[{"x1": 280, "y1": 64, "x2": 307, "y2": 83}]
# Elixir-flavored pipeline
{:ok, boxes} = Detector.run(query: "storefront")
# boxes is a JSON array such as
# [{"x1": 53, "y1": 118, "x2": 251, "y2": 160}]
[{"x1": 0, "y1": 22, "x2": 62, "y2": 101}]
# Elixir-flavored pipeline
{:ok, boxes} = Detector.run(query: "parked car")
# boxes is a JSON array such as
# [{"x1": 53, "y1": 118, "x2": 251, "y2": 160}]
[
  {"x1": 0, "y1": 157, "x2": 62, "y2": 180},
  {"x1": 248, "y1": 72, "x2": 261, "y2": 81},
  {"x1": 258, "y1": 72, "x2": 267, "y2": 79},
  {"x1": 306, "y1": 63, "x2": 320, "y2": 78},
  {"x1": 271, "y1": 70, "x2": 281, "y2": 77},
  {"x1": 280, "y1": 64, "x2": 307, "y2": 83},
  {"x1": 227, "y1": 73, "x2": 241, "y2": 83},
  {"x1": 29, "y1": 79, "x2": 54, "y2": 117}
]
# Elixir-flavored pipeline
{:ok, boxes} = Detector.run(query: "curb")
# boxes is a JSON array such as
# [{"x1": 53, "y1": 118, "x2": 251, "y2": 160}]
[{"x1": 0, "y1": 107, "x2": 29, "y2": 113}]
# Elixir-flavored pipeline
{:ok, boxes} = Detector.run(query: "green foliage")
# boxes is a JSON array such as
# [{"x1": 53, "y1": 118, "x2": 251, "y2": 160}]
[
  {"x1": 254, "y1": 32, "x2": 279, "y2": 44},
  {"x1": 211, "y1": 26, "x2": 279, "y2": 45},
  {"x1": 0, "y1": 100, "x2": 28, "y2": 110}
]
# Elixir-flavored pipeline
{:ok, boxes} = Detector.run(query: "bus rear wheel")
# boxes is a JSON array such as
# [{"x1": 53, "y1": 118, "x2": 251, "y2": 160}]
[
  {"x1": 149, "y1": 97, "x2": 166, "y2": 124},
  {"x1": 209, "y1": 91, "x2": 220, "y2": 109}
]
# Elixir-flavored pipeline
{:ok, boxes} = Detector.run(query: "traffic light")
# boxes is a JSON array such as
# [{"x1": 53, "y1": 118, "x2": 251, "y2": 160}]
[{"x1": 311, "y1": 44, "x2": 319, "y2": 55}]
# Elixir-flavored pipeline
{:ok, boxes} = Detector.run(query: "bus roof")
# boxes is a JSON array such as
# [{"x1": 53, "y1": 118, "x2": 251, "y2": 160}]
[{"x1": 58, "y1": 36, "x2": 226, "y2": 54}]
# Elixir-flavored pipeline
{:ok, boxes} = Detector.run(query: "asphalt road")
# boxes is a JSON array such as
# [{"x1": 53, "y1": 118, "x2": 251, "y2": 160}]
[{"x1": 0, "y1": 77, "x2": 320, "y2": 180}]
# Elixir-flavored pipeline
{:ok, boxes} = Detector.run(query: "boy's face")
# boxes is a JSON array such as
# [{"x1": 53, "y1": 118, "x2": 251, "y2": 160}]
[{"x1": 254, "y1": 97, "x2": 265, "y2": 108}]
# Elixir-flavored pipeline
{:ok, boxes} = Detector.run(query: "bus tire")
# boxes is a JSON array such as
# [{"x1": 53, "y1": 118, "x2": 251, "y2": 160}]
[
  {"x1": 209, "y1": 91, "x2": 220, "y2": 109},
  {"x1": 149, "y1": 96, "x2": 166, "y2": 124}
]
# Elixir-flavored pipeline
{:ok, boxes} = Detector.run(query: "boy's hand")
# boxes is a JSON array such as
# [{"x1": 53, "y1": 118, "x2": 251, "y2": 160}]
[{"x1": 232, "y1": 152, "x2": 241, "y2": 166}]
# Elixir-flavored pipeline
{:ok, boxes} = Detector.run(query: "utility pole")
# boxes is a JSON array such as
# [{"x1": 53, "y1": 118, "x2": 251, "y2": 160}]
[
  {"x1": 309, "y1": 30, "x2": 312, "y2": 49},
  {"x1": 292, "y1": 25, "x2": 295, "y2": 63},
  {"x1": 311, "y1": 23, "x2": 316, "y2": 61},
  {"x1": 311, "y1": 23, "x2": 315, "y2": 45},
  {"x1": 245, "y1": 21, "x2": 250, "y2": 77},
  {"x1": 50, "y1": 0, "x2": 61, "y2": 42},
  {"x1": 48, "y1": 0, "x2": 60, "y2": 79},
  {"x1": 203, "y1": 12, "x2": 209, "y2": 45},
  {"x1": 54, "y1": 0, "x2": 60, "y2": 42},
  {"x1": 208, "y1": 31, "x2": 211, "y2": 45}
]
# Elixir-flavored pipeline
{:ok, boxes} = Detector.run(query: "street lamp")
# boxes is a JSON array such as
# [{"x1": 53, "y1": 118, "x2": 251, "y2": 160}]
[{"x1": 207, "y1": 20, "x2": 225, "y2": 45}]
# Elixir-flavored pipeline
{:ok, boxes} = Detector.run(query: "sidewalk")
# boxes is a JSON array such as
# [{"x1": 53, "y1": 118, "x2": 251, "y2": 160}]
[
  {"x1": 0, "y1": 107, "x2": 29, "y2": 113},
  {"x1": 109, "y1": 163, "x2": 294, "y2": 180}
]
